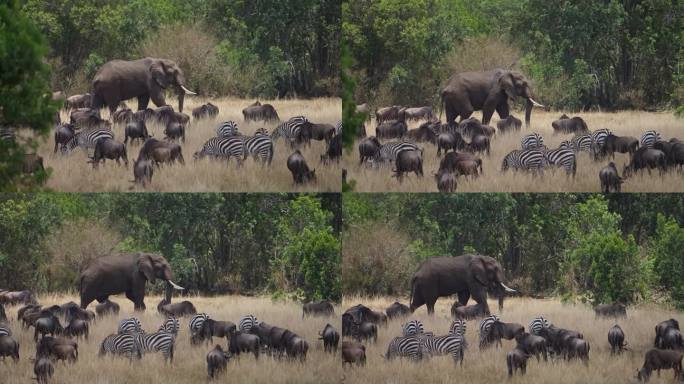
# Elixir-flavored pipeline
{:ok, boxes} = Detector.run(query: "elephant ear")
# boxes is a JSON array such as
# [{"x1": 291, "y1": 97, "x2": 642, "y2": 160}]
[
  {"x1": 470, "y1": 257, "x2": 488, "y2": 286},
  {"x1": 497, "y1": 72, "x2": 516, "y2": 100},
  {"x1": 150, "y1": 61, "x2": 169, "y2": 89},
  {"x1": 137, "y1": 254, "x2": 156, "y2": 283}
]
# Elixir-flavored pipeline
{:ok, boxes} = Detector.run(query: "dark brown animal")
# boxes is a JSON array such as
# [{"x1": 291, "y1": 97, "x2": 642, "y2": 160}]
[
  {"x1": 594, "y1": 303, "x2": 627, "y2": 318},
  {"x1": 552, "y1": 116, "x2": 588, "y2": 134},
  {"x1": 124, "y1": 120, "x2": 150, "y2": 144},
  {"x1": 319, "y1": 323, "x2": 339, "y2": 353},
  {"x1": 21, "y1": 154, "x2": 45, "y2": 174},
  {"x1": 515, "y1": 332, "x2": 548, "y2": 362},
  {"x1": 310, "y1": 123, "x2": 336, "y2": 143},
  {"x1": 34, "y1": 355, "x2": 53, "y2": 384},
  {"x1": 599, "y1": 162, "x2": 623, "y2": 192},
  {"x1": 435, "y1": 169, "x2": 456, "y2": 192},
  {"x1": 157, "y1": 299, "x2": 197, "y2": 317},
  {"x1": 199, "y1": 319, "x2": 236, "y2": 343},
  {"x1": 192, "y1": 103, "x2": 219, "y2": 120},
  {"x1": 376, "y1": 119, "x2": 408, "y2": 140},
  {"x1": 385, "y1": 302, "x2": 410, "y2": 319},
  {"x1": 132, "y1": 157, "x2": 154, "y2": 187},
  {"x1": 490, "y1": 320, "x2": 525, "y2": 348},
  {"x1": 637, "y1": 348, "x2": 683, "y2": 382},
  {"x1": 393, "y1": 150, "x2": 423, "y2": 181},
  {"x1": 403, "y1": 106, "x2": 433, "y2": 121},
  {"x1": 0, "y1": 335, "x2": 19, "y2": 362},
  {"x1": 36, "y1": 336, "x2": 78, "y2": 363},
  {"x1": 63, "y1": 318, "x2": 89, "y2": 340},
  {"x1": 287, "y1": 150, "x2": 316, "y2": 184},
  {"x1": 468, "y1": 134, "x2": 490, "y2": 155},
  {"x1": 302, "y1": 301, "x2": 334, "y2": 317},
  {"x1": 375, "y1": 105, "x2": 403, "y2": 123},
  {"x1": 65, "y1": 94, "x2": 92, "y2": 109},
  {"x1": 407, "y1": 122, "x2": 437, "y2": 144},
  {"x1": 90, "y1": 138, "x2": 128, "y2": 168},
  {"x1": 655, "y1": 319, "x2": 680, "y2": 348},
  {"x1": 497, "y1": 115, "x2": 522, "y2": 133},
  {"x1": 451, "y1": 303, "x2": 487, "y2": 320},
  {"x1": 242, "y1": 103, "x2": 279, "y2": 122},
  {"x1": 507, "y1": 347, "x2": 530, "y2": 376},
  {"x1": 624, "y1": 148, "x2": 667, "y2": 177},
  {"x1": 341, "y1": 341, "x2": 366, "y2": 367},
  {"x1": 602, "y1": 134, "x2": 639, "y2": 157},
  {"x1": 54, "y1": 123, "x2": 76, "y2": 153},
  {"x1": 164, "y1": 121, "x2": 185, "y2": 142},
  {"x1": 437, "y1": 131, "x2": 466, "y2": 156},
  {"x1": 95, "y1": 300, "x2": 120, "y2": 317},
  {"x1": 206, "y1": 344, "x2": 230, "y2": 378},
  {"x1": 112, "y1": 108, "x2": 134, "y2": 125},
  {"x1": 438, "y1": 151, "x2": 478, "y2": 173},
  {"x1": 228, "y1": 330, "x2": 260, "y2": 359},
  {"x1": 358, "y1": 136, "x2": 381, "y2": 165},
  {"x1": 608, "y1": 324, "x2": 627, "y2": 354}
]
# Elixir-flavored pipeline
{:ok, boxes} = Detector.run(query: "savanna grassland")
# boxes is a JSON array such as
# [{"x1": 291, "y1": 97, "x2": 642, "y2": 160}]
[
  {"x1": 341, "y1": 296, "x2": 679, "y2": 384},
  {"x1": 343, "y1": 110, "x2": 684, "y2": 192},
  {"x1": 39, "y1": 97, "x2": 341, "y2": 192},
  {"x1": 0, "y1": 294, "x2": 342, "y2": 384}
]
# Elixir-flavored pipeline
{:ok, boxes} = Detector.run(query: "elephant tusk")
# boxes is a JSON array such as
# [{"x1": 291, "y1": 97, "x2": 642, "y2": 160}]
[
  {"x1": 528, "y1": 97, "x2": 545, "y2": 108},
  {"x1": 167, "y1": 280, "x2": 185, "y2": 290},
  {"x1": 180, "y1": 85, "x2": 196, "y2": 95},
  {"x1": 500, "y1": 282, "x2": 516, "y2": 293}
]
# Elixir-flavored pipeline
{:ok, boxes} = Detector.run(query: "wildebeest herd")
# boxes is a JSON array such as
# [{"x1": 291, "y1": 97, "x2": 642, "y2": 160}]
[
  {"x1": 0, "y1": 290, "x2": 341, "y2": 383},
  {"x1": 338, "y1": 298, "x2": 684, "y2": 383},
  {"x1": 348, "y1": 103, "x2": 684, "y2": 192}
]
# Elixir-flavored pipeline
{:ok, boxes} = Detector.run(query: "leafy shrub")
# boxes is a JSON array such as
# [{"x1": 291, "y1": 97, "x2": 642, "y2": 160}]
[{"x1": 652, "y1": 214, "x2": 684, "y2": 308}]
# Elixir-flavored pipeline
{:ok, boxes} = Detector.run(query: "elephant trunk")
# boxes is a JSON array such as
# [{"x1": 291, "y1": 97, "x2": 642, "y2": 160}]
[
  {"x1": 177, "y1": 92, "x2": 185, "y2": 113},
  {"x1": 524, "y1": 99, "x2": 532, "y2": 127},
  {"x1": 164, "y1": 283, "x2": 172, "y2": 303}
]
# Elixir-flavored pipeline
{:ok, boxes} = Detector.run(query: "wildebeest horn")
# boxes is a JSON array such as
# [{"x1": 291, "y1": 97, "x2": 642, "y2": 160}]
[
  {"x1": 167, "y1": 280, "x2": 184, "y2": 290},
  {"x1": 180, "y1": 85, "x2": 196, "y2": 95},
  {"x1": 528, "y1": 97, "x2": 545, "y2": 108},
  {"x1": 500, "y1": 282, "x2": 516, "y2": 293}
]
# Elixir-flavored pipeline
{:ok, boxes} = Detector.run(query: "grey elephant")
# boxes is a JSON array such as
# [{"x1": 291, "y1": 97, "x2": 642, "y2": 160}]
[
  {"x1": 91, "y1": 58, "x2": 196, "y2": 115},
  {"x1": 441, "y1": 69, "x2": 544, "y2": 127},
  {"x1": 409, "y1": 254, "x2": 516, "y2": 315},
  {"x1": 79, "y1": 253, "x2": 184, "y2": 311}
]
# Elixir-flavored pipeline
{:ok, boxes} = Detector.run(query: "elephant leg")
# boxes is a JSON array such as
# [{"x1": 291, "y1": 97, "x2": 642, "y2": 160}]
[
  {"x1": 150, "y1": 91, "x2": 166, "y2": 109},
  {"x1": 471, "y1": 288, "x2": 490, "y2": 314},
  {"x1": 137, "y1": 96, "x2": 150, "y2": 111},
  {"x1": 426, "y1": 300, "x2": 436, "y2": 315},
  {"x1": 495, "y1": 102, "x2": 510, "y2": 121},
  {"x1": 459, "y1": 107, "x2": 473, "y2": 122},
  {"x1": 457, "y1": 291, "x2": 470, "y2": 306}
]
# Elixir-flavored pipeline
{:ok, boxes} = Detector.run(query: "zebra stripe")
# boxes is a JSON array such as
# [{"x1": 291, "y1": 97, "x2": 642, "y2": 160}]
[
  {"x1": 61, "y1": 128, "x2": 114, "y2": 154},
  {"x1": 216, "y1": 121, "x2": 240, "y2": 138},
  {"x1": 572, "y1": 134, "x2": 593, "y2": 152},
  {"x1": 375, "y1": 140, "x2": 419, "y2": 163},
  {"x1": 640, "y1": 130, "x2": 661, "y2": 149},
  {"x1": 0, "y1": 326, "x2": 11, "y2": 337},
  {"x1": 501, "y1": 149, "x2": 546, "y2": 173},
  {"x1": 529, "y1": 316, "x2": 550, "y2": 336},
  {"x1": 118, "y1": 318, "x2": 143, "y2": 334},
  {"x1": 189, "y1": 313, "x2": 210, "y2": 335},
  {"x1": 544, "y1": 147, "x2": 576, "y2": 176},
  {"x1": 135, "y1": 332, "x2": 175, "y2": 362},
  {"x1": 195, "y1": 137, "x2": 245, "y2": 162},
  {"x1": 0, "y1": 127, "x2": 16, "y2": 141},
  {"x1": 449, "y1": 319, "x2": 468, "y2": 349},
  {"x1": 385, "y1": 336, "x2": 425, "y2": 361},
  {"x1": 238, "y1": 314, "x2": 259, "y2": 332},
  {"x1": 479, "y1": 315, "x2": 500, "y2": 348},
  {"x1": 521, "y1": 133, "x2": 544, "y2": 150},
  {"x1": 590, "y1": 128, "x2": 612, "y2": 154},
  {"x1": 401, "y1": 320, "x2": 425, "y2": 337},
  {"x1": 418, "y1": 333, "x2": 465, "y2": 365},
  {"x1": 243, "y1": 131, "x2": 274, "y2": 165},
  {"x1": 99, "y1": 333, "x2": 142, "y2": 359},
  {"x1": 158, "y1": 317, "x2": 180, "y2": 335},
  {"x1": 335, "y1": 120, "x2": 342, "y2": 135},
  {"x1": 271, "y1": 116, "x2": 308, "y2": 142}
]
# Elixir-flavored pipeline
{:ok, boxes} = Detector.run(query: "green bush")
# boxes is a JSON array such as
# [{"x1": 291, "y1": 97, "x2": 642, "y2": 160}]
[{"x1": 652, "y1": 214, "x2": 684, "y2": 308}]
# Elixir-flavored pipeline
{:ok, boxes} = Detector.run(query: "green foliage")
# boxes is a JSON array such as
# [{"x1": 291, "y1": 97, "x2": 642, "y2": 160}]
[
  {"x1": 652, "y1": 214, "x2": 684, "y2": 309},
  {"x1": 0, "y1": 0, "x2": 58, "y2": 190}
]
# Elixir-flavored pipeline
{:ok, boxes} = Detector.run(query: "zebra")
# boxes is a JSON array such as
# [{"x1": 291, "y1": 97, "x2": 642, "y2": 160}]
[
  {"x1": 479, "y1": 315, "x2": 500, "y2": 349},
  {"x1": 543, "y1": 147, "x2": 576, "y2": 177},
  {"x1": 375, "y1": 140, "x2": 420, "y2": 164},
  {"x1": 271, "y1": 116, "x2": 309, "y2": 145},
  {"x1": 189, "y1": 313, "x2": 209, "y2": 339},
  {"x1": 61, "y1": 127, "x2": 114, "y2": 154},
  {"x1": 0, "y1": 126, "x2": 15, "y2": 141},
  {"x1": 385, "y1": 336, "x2": 426, "y2": 361},
  {"x1": 158, "y1": 317, "x2": 180, "y2": 335},
  {"x1": 571, "y1": 134, "x2": 593, "y2": 152},
  {"x1": 194, "y1": 136, "x2": 245, "y2": 164},
  {"x1": 418, "y1": 333, "x2": 465, "y2": 365},
  {"x1": 216, "y1": 121, "x2": 240, "y2": 138},
  {"x1": 135, "y1": 331, "x2": 176, "y2": 362},
  {"x1": 0, "y1": 326, "x2": 11, "y2": 337},
  {"x1": 334, "y1": 120, "x2": 342, "y2": 135},
  {"x1": 501, "y1": 149, "x2": 546, "y2": 173},
  {"x1": 401, "y1": 320, "x2": 425, "y2": 336},
  {"x1": 99, "y1": 333, "x2": 142, "y2": 359},
  {"x1": 528, "y1": 316, "x2": 550, "y2": 336},
  {"x1": 449, "y1": 319, "x2": 468, "y2": 349},
  {"x1": 243, "y1": 130, "x2": 274, "y2": 165},
  {"x1": 640, "y1": 130, "x2": 661, "y2": 149},
  {"x1": 590, "y1": 128, "x2": 612, "y2": 158},
  {"x1": 238, "y1": 314, "x2": 259, "y2": 332},
  {"x1": 521, "y1": 133, "x2": 544, "y2": 150},
  {"x1": 118, "y1": 318, "x2": 143, "y2": 334}
]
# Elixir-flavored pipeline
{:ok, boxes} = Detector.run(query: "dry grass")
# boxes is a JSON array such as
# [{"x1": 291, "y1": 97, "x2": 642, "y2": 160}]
[
  {"x1": 38, "y1": 97, "x2": 341, "y2": 192},
  {"x1": 0, "y1": 294, "x2": 342, "y2": 384},
  {"x1": 341, "y1": 295, "x2": 681, "y2": 384},
  {"x1": 343, "y1": 110, "x2": 684, "y2": 192}
]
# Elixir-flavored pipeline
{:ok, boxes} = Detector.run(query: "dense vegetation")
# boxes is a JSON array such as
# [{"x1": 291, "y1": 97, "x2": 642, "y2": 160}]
[
  {"x1": 343, "y1": 193, "x2": 684, "y2": 307},
  {"x1": 0, "y1": 193, "x2": 341, "y2": 301},
  {"x1": 343, "y1": 0, "x2": 684, "y2": 111},
  {"x1": 23, "y1": 0, "x2": 340, "y2": 98}
]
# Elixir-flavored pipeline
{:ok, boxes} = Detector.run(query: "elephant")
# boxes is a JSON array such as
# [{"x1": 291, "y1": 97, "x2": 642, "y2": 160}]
[
  {"x1": 79, "y1": 252, "x2": 183, "y2": 311},
  {"x1": 441, "y1": 69, "x2": 544, "y2": 127},
  {"x1": 91, "y1": 58, "x2": 196, "y2": 115},
  {"x1": 409, "y1": 254, "x2": 516, "y2": 315}
]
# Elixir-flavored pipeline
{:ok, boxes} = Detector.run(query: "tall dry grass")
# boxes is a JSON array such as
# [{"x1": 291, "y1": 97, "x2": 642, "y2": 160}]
[
  {"x1": 343, "y1": 110, "x2": 684, "y2": 192},
  {"x1": 40, "y1": 97, "x2": 341, "y2": 192},
  {"x1": 342, "y1": 295, "x2": 680, "y2": 384},
  {"x1": 0, "y1": 294, "x2": 342, "y2": 384}
]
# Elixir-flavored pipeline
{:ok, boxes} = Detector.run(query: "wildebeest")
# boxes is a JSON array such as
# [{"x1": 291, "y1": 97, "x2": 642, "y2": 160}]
[
  {"x1": 321, "y1": 133, "x2": 341, "y2": 164},
  {"x1": 438, "y1": 151, "x2": 479, "y2": 173},
  {"x1": 358, "y1": 136, "x2": 381, "y2": 165},
  {"x1": 21, "y1": 154, "x2": 45, "y2": 175},
  {"x1": 623, "y1": 147, "x2": 667, "y2": 177},
  {"x1": 65, "y1": 93, "x2": 92, "y2": 110},
  {"x1": 599, "y1": 162, "x2": 623, "y2": 193},
  {"x1": 353, "y1": 321, "x2": 377, "y2": 343},
  {"x1": 403, "y1": 106, "x2": 433, "y2": 121},
  {"x1": 310, "y1": 123, "x2": 336, "y2": 144},
  {"x1": 602, "y1": 134, "x2": 639, "y2": 158},
  {"x1": 342, "y1": 341, "x2": 366, "y2": 367},
  {"x1": 594, "y1": 303, "x2": 627, "y2": 318},
  {"x1": 490, "y1": 320, "x2": 525, "y2": 348},
  {"x1": 435, "y1": 169, "x2": 456, "y2": 192},
  {"x1": 459, "y1": 117, "x2": 495, "y2": 138},
  {"x1": 242, "y1": 102, "x2": 279, "y2": 122},
  {"x1": 467, "y1": 134, "x2": 490, "y2": 155},
  {"x1": 70, "y1": 108, "x2": 106, "y2": 129},
  {"x1": 192, "y1": 102, "x2": 219, "y2": 120},
  {"x1": 608, "y1": 324, "x2": 627, "y2": 354},
  {"x1": 36, "y1": 336, "x2": 78, "y2": 363},
  {"x1": 198, "y1": 319, "x2": 236, "y2": 344},
  {"x1": 34, "y1": 355, "x2": 53, "y2": 384},
  {"x1": 124, "y1": 119, "x2": 150, "y2": 144},
  {"x1": 393, "y1": 150, "x2": 423, "y2": 181},
  {"x1": 451, "y1": 303, "x2": 486, "y2": 320},
  {"x1": 515, "y1": 332, "x2": 548, "y2": 362},
  {"x1": 0, "y1": 335, "x2": 19, "y2": 362},
  {"x1": 661, "y1": 327, "x2": 684, "y2": 350},
  {"x1": 63, "y1": 318, "x2": 89, "y2": 340},
  {"x1": 319, "y1": 323, "x2": 339, "y2": 353},
  {"x1": 157, "y1": 299, "x2": 197, "y2": 317},
  {"x1": 552, "y1": 115, "x2": 588, "y2": 134},
  {"x1": 89, "y1": 138, "x2": 128, "y2": 168},
  {"x1": 538, "y1": 325, "x2": 584, "y2": 357},
  {"x1": 206, "y1": 344, "x2": 230, "y2": 378},
  {"x1": 385, "y1": 302, "x2": 410, "y2": 319},
  {"x1": 112, "y1": 108, "x2": 134, "y2": 125},
  {"x1": 164, "y1": 121, "x2": 186, "y2": 142},
  {"x1": 95, "y1": 300, "x2": 120, "y2": 317},
  {"x1": 565, "y1": 337, "x2": 590, "y2": 364},
  {"x1": 0, "y1": 290, "x2": 36, "y2": 305},
  {"x1": 132, "y1": 157, "x2": 154, "y2": 187},
  {"x1": 636, "y1": 348, "x2": 683, "y2": 382},
  {"x1": 138, "y1": 138, "x2": 184, "y2": 166},
  {"x1": 507, "y1": 347, "x2": 530, "y2": 376},
  {"x1": 407, "y1": 121, "x2": 438, "y2": 144},
  {"x1": 437, "y1": 131, "x2": 466, "y2": 156},
  {"x1": 303, "y1": 301, "x2": 334, "y2": 317},
  {"x1": 497, "y1": 115, "x2": 522, "y2": 133},
  {"x1": 54, "y1": 123, "x2": 76, "y2": 153},
  {"x1": 287, "y1": 150, "x2": 316, "y2": 184},
  {"x1": 33, "y1": 315, "x2": 63, "y2": 341},
  {"x1": 376, "y1": 118, "x2": 408, "y2": 140},
  {"x1": 375, "y1": 105, "x2": 403, "y2": 123},
  {"x1": 228, "y1": 330, "x2": 260, "y2": 359}
]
